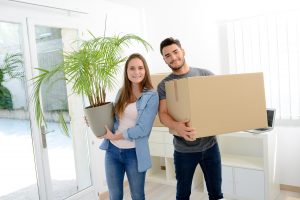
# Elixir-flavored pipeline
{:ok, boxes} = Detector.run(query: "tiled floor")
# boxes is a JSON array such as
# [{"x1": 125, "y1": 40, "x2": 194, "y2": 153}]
[
  {"x1": 0, "y1": 118, "x2": 81, "y2": 200},
  {"x1": 104, "y1": 181, "x2": 300, "y2": 200}
]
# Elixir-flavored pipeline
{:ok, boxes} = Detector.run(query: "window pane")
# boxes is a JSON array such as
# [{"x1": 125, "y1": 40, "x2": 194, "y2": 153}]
[{"x1": 34, "y1": 25, "x2": 92, "y2": 200}]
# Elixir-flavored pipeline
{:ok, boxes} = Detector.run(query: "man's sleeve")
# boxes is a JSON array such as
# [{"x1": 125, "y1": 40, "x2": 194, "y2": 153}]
[{"x1": 157, "y1": 81, "x2": 166, "y2": 100}]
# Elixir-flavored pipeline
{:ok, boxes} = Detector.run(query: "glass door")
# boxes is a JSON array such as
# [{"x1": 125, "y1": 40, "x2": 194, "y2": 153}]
[
  {"x1": 0, "y1": 20, "x2": 40, "y2": 200},
  {"x1": 27, "y1": 18, "x2": 93, "y2": 200},
  {"x1": 0, "y1": 14, "x2": 94, "y2": 200}
]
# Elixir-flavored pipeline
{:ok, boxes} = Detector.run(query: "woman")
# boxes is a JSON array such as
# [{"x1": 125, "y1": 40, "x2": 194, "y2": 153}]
[{"x1": 100, "y1": 53, "x2": 159, "y2": 200}]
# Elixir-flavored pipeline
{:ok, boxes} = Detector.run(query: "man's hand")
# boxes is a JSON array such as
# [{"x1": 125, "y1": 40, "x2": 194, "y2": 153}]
[
  {"x1": 158, "y1": 99, "x2": 196, "y2": 141},
  {"x1": 173, "y1": 120, "x2": 196, "y2": 141}
]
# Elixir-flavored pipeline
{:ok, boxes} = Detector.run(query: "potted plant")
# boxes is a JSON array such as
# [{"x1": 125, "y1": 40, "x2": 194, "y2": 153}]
[
  {"x1": 32, "y1": 32, "x2": 152, "y2": 137},
  {"x1": 0, "y1": 53, "x2": 24, "y2": 110}
]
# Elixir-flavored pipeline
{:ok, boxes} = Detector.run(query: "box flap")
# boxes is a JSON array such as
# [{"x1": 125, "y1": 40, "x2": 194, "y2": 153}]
[{"x1": 166, "y1": 78, "x2": 192, "y2": 131}]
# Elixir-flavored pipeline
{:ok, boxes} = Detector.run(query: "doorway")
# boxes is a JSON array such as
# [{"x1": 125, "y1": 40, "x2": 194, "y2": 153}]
[{"x1": 0, "y1": 16, "x2": 93, "y2": 200}]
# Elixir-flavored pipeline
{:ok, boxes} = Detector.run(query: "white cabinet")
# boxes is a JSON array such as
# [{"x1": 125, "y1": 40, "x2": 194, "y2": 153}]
[
  {"x1": 222, "y1": 166, "x2": 234, "y2": 195},
  {"x1": 217, "y1": 130, "x2": 280, "y2": 200},
  {"x1": 148, "y1": 127, "x2": 203, "y2": 189},
  {"x1": 220, "y1": 165, "x2": 265, "y2": 200},
  {"x1": 235, "y1": 167, "x2": 264, "y2": 200}
]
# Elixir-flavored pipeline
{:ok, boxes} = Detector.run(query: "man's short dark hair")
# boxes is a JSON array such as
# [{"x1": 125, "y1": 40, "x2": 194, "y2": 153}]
[{"x1": 160, "y1": 37, "x2": 182, "y2": 55}]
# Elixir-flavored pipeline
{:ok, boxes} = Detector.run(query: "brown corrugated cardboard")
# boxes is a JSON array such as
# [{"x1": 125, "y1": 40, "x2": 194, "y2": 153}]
[
  {"x1": 165, "y1": 72, "x2": 268, "y2": 138},
  {"x1": 151, "y1": 73, "x2": 169, "y2": 127}
]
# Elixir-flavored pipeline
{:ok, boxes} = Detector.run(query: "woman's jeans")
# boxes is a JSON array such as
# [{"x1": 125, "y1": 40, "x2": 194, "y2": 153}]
[
  {"x1": 174, "y1": 143, "x2": 223, "y2": 200},
  {"x1": 105, "y1": 142, "x2": 146, "y2": 200}
]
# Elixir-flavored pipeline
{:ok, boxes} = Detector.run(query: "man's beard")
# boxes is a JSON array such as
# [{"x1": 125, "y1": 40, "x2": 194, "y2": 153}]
[{"x1": 168, "y1": 58, "x2": 185, "y2": 72}]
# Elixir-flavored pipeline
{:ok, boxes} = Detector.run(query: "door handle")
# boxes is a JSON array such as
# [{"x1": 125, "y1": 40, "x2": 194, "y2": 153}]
[{"x1": 40, "y1": 126, "x2": 55, "y2": 148}]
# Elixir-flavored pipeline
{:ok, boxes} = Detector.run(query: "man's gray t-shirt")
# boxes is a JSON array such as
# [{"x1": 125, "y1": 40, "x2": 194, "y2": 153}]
[{"x1": 157, "y1": 67, "x2": 217, "y2": 153}]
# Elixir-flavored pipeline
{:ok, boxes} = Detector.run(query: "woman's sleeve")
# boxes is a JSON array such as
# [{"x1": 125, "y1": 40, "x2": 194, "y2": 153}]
[{"x1": 122, "y1": 92, "x2": 159, "y2": 140}]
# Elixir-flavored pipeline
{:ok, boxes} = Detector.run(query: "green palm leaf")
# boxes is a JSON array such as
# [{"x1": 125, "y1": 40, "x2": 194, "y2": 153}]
[
  {"x1": 0, "y1": 52, "x2": 24, "y2": 110},
  {"x1": 0, "y1": 53, "x2": 24, "y2": 81}
]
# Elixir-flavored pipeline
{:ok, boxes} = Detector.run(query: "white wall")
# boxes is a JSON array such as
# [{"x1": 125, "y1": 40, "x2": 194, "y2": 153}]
[
  {"x1": 277, "y1": 125, "x2": 300, "y2": 186},
  {"x1": 142, "y1": 0, "x2": 221, "y2": 75}
]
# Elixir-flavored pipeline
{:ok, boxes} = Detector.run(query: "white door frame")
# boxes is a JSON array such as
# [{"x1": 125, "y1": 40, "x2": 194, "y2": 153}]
[
  {"x1": 0, "y1": 10, "x2": 96, "y2": 200},
  {"x1": 26, "y1": 16, "x2": 96, "y2": 200},
  {"x1": 0, "y1": 13, "x2": 49, "y2": 200}
]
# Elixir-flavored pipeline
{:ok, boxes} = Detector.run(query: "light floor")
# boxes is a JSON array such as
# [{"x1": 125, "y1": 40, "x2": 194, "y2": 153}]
[{"x1": 103, "y1": 181, "x2": 300, "y2": 200}]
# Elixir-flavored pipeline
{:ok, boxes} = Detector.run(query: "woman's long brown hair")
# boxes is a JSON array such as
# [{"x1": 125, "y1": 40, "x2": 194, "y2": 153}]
[{"x1": 114, "y1": 53, "x2": 153, "y2": 117}]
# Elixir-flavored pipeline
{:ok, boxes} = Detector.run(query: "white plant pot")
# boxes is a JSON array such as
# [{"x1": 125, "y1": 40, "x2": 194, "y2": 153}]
[{"x1": 84, "y1": 102, "x2": 114, "y2": 137}]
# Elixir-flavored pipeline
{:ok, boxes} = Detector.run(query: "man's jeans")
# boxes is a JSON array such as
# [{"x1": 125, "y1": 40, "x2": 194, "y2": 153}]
[
  {"x1": 174, "y1": 143, "x2": 223, "y2": 200},
  {"x1": 105, "y1": 142, "x2": 146, "y2": 200}
]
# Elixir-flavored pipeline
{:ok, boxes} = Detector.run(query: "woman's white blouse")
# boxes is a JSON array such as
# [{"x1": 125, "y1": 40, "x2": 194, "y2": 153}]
[{"x1": 111, "y1": 102, "x2": 137, "y2": 149}]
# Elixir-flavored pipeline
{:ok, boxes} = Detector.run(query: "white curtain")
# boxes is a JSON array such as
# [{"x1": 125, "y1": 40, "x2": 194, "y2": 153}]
[{"x1": 225, "y1": 11, "x2": 300, "y2": 119}]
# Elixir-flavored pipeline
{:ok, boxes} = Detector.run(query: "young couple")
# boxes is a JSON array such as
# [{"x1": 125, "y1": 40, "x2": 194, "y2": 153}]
[{"x1": 98, "y1": 38, "x2": 224, "y2": 200}]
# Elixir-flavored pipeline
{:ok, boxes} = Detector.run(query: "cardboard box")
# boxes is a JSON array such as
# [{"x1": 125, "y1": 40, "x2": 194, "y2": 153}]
[
  {"x1": 165, "y1": 72, "x2": 268, "y2": 138},
  {"x1": 151, "y1": 73, "x2": 169, "y2": 127}
]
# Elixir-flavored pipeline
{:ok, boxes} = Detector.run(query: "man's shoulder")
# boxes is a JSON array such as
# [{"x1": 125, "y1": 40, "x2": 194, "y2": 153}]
[
  {"x1": 190, "y1": 67, "x2": 214, "y2": 76},
  {"x1": 156, "y1": 67, "x2": 213, "y2": 88},
  {"x1": 157, "y1": 73, "x2": 173, "y2": 87}
]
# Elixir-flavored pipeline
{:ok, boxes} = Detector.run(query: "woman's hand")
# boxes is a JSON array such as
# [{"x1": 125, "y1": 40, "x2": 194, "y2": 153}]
[
  {"x1": 103, "y1": 125, "x2": 124, "y2": 140},
  {"x1": 103, "y1": 125, "x2": 115, "y2": 140}
]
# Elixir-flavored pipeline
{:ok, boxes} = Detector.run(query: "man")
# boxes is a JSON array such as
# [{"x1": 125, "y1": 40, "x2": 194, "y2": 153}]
[{"x1": 157, "y1": 37, "x2": 224, "y2": 200}]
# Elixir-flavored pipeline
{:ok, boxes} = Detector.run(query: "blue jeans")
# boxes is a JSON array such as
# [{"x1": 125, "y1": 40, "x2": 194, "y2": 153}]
[
  {"x1": 105, "y1": 142, "x2": 146, "y2": 200},
  {"x1": 174, "y1": 143, "x2": 223, "y2": 200}
]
